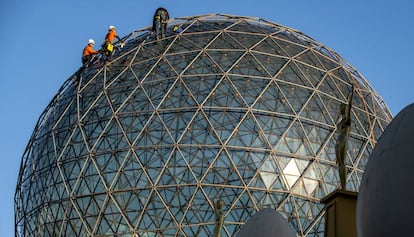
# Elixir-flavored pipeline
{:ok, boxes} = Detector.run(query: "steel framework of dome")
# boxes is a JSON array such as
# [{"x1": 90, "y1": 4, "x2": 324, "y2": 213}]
[{"x1": 15, "y1": 14, "x2": 393, "y2": 237}]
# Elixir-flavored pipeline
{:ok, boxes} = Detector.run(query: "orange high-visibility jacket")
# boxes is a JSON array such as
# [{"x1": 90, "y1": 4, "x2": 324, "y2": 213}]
[
  {"x1": 105, "y1": 30, "x2": 118, "y2": 43},
  {"x1": 83, "y1": 45, "x2": 99, "y2": 56}
]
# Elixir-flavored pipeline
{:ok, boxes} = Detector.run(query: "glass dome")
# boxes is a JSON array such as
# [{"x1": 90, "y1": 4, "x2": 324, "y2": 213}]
[{"x1": 15, "y1": 14, "x2": 392, "y2": 236}]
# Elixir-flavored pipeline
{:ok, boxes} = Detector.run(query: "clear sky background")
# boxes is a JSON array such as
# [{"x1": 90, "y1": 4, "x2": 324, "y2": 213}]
[{"x1": 1, "y1": 0, "x2": 413, "y2": 236}]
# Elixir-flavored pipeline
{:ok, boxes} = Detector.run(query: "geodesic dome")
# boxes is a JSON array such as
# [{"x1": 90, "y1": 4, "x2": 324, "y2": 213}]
[{"x1": 15, "y1": 14, "x2": 392, "y2": 237}]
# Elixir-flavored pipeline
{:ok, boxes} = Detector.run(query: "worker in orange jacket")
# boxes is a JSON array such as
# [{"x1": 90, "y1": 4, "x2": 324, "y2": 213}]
[
  {"x1": 82, "y1": 39, "x2": 99, "y2": 65},
  {"x1": 102, "y1": 25, "x2": 124, "y2": 59}
]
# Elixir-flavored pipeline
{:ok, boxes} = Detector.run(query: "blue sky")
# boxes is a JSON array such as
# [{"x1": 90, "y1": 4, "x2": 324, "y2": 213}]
[{"x1": 1, "y1": 0, "x2": 413, "y2": 236}]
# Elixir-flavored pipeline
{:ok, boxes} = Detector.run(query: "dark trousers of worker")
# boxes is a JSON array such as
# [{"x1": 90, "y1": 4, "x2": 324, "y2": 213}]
[
  {"x1": 154, "y1": 19, "x2": 167, "y2": 39},
  {"x1": 82, "y1": 55, "x2": 92, "y2": 65}
]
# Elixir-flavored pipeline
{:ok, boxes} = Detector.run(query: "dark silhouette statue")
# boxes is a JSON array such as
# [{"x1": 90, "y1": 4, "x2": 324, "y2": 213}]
[
  {"x1": 213, "y1": 199, "x2": 225, "y2": 237},
  {"x1": 336, "y1": 85, "x2": 354, "y2": 190}
]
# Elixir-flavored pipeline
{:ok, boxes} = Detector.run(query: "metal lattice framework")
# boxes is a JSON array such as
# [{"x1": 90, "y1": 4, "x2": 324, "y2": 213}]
[{"x1": 15, "y1": 14, "x2": 393, "y2": 237}]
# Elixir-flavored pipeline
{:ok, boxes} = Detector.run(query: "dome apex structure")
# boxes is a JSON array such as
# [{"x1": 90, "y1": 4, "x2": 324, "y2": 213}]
[{"x1": 15, "y1": 14, "x2": 392, "y2": 236}]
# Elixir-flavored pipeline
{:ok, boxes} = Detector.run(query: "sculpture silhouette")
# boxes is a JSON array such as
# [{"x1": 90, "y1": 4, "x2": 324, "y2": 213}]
[
  {"x1": 336, "y1": 85, "x2": 354, "y2": 190},
  {"x1": 213, "y1": 199, "x2": 225, "y2": 237}
]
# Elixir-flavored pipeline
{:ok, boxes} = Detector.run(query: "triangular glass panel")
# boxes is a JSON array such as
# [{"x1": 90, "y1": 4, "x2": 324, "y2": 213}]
[
  {"x1": 303, "y1": 213, "x2": 324, "y2": 236},
  {"x1": 295, "y1": 197, "x2": 323, "y2": 232},
  {"x1": 299, "y1": 92, "x2": 333, "y2": 125},
  {"x1": 345, "y1": 170, "x2": 359, "y2": 192},
  {"x1": 183, "y1": 74, "x2": 221, "y2": 104},
  {"x1": 79, "y1": 70, "x2": 105, "y2": 96},
  {"x1": 278, "y1": 196, "x2": 303, "y2": 234},
  {"x1": 247, "y1": 173, "x2": 266, "y2": 189},
  {"x1": 347, "y1": 136, "x2": 367, "y2": 165},
  {"x1": 141, "y1": 78, "x2": 175, "y2": 109},
  {"x1": 277, "y1": 61, "x2": 313, "y2": 88},
  {"x1": 203, "y1": 108, "x2": 245, "y2": 143},
  {"x1": 313, "y1": 49, "x2": 340, "y2": 71},
  {"x1": 372, "y1": 119, "x2": 384, "y2": 144},
  {"x1": 95, "y1": 197, "x2": 127, "y2": 235},
  {"x1": 277, "y1": 81, "x2": 312, "y2": 114},
  {"x1": 207, "y1": 32, "x2": 245, "y2": 50},
  {"x1": 295, "y1": 62, "x2": 325, "y2": 87},
  {"x1": 228, "y1": 148, "x2": 267, "y2": 181},
  {"x1": 179, "y1": 146, "x2": 220, "y2": 179},
  {"x1": 158, "y1": 79, "x2": 198, "y2": 110},
  {"x1": 229, "y1": 52, "x2": 268, "y2": 77},
  {"x1": 110, "y1": 48, "x2": 137, "y2": 68},
  {"x1": 295, "y1": 49, "x2": 325, "y2": 69},
  {"x1": 252, "y1": 36, "x2": 289, "y2": 57},
  {"x1": 203, "y1": 76, "x2": 248, "y2": 108},
  {"x1": 130, "y1": 58, "x2": 158, "y2": 81},
  {"x1": 227, "y1": 20, "x2": 271, "y2": 34},
  {"x1": 181, "y1": 32, "x2": 219, "y2": 49},
  {"x1": 134, "y1": 41, "x2": 165, "y2": 63},
  {"x1": 182, "y1": 187, "x2": 214, "y2": 225},
  {"x1": 94, "y1": 153, "x2": 122, "y2": 188},
  {"x1": 112, "y1": 191, "x2": 144, "y2": 229},
  {"x1": 72, "y1": 163, "x2": 102, "y2": 197},
  {"x1": 112, "y1": 152, "x2": 151, "y2": 189},
  {"x1": 58, "y1": 127, "x2": 88, "y2": 161},
  {"x1": 277, "y1": 121, "x2": 314, "y2": 156},
  {"x1": 227, "y1": 32, "x2": 264, "y2": 49},
  {"x1": 166, "y1": 35, "x2": 204, "y2": 54},
  {"x1": 350, "y1": 108, "x2": 369, "y2": 137},
  {"x1": 301, "y1": 121, "x2": 332, "y2": 155},
  {"x1": 135, "y1": 146, "x2": 173, "y2": 183},
  {"x1": 230, "y1": 75, "x2": 270, "y2": 107},
  {"x1": 73, "y1": 196, "x2": 102, "y2": 231},
  {"x1": 319, "y1": 164, "x2": 339, "y2": 193},
  {"x1": 318, "y1": 75, "x2": 344, "y2": 99},
  {"x1": 183, "y1": 52, "x2": 222, "y2": 75},
  {"x1": 271, "y1": 36, "x2": 307, "y2": 57},
  {"x1": 332, "y1": 66, "x2": 351, "y2": 82},
  {"x1": 158, "y1": 109, "x2": 195, "y2": 142},
  {"x1": 117, "y1": 86, "x2": 153, "y2": 114},
  {"x1": 105, "y1": 68, "x2": 140, "y2": 107},
  {"x1": 252, "y1": 52, "x2": 288, "y2": 77},
  {"x1": 207, "y1": 50, "x2": 244, "y2": 72},
  {"x1": 118, "y1": 112, "x2": 152, "y2": 145},
  {"x1": 202, "y1": 150, "x2": 243, "y2": 187},
  {"x1": 93, "y1": 118, "x2": 130, "y2": 154},
  {"x1": 131, "y1": 188, "x2": 152, "y2": 229},
  {"x1": 80, "y1": 96, "x2": 113, "y2": 149},
  {"x1": 301, "y1": 165, "x2": 321, "y2": 196},
  {"x1": 60, "y1": 159, "x2": 86, "y2": 193},
  {"x1": 141, "y1": 58, "x2": 178, "y2": 83},
  {"x1": 185, "y1": 19, "x2": 229, "y2": 33},
  {"x1": 180, "y1": 110, "x2": 221, "y2": 145},
  {"x1": 140, "y1": 191, "x2": 174, "y2": 230},
  {"x1": 318, "y1": 136, "x2": 336, "y2": 162},
  {"x1": 253, "y1": 82, "x2": 295, "y2": 114},
  {"x1": 165, "y1": 51, "x2": 200, "y2": 75},
  {"x1": 227, "y1": 112, "x2": 270, "y2": 149},
  {"x1": 255, "y1": 114, "x2": 293, "y2": 147},
  {"x1": 157, "y1": 185, "x2": 196, "y2": 223},
  {"x1": 226, "y1": 190, "x2": 255, "y2": 224},
  {"x1": 157, "y1": 149, "x2": 197, "y2": 186}
]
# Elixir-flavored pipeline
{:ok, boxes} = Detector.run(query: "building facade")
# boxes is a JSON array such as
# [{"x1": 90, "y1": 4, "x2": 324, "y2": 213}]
[{"x1": 15, "y1": 14, "x2": 392, "y2": 236}]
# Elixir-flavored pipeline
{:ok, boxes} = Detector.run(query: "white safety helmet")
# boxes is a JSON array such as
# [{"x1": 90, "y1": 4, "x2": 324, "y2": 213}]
[
  {"x1": 109, "y1": 25, "x2": 116, "y2": 30},
  {"x1": 88, "y1": 39, "x2": 95, "y2": 45}
]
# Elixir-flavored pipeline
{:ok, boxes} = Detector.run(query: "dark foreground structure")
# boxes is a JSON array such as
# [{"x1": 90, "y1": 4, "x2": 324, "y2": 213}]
[{"x1": 15, "y1": 14, "x2": 392, "y2": 236}]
